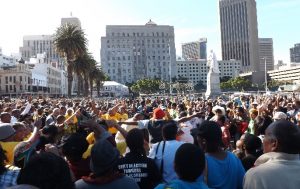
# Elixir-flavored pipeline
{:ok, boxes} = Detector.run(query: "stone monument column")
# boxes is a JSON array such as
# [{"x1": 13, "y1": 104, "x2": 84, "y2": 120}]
[{"x1": 205, "y1": 50, "x2": 221, "y2": 99}]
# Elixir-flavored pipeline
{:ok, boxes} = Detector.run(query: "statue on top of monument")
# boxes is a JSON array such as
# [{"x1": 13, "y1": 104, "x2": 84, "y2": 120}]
[{"x1": 207, "y1": 50, "x2": 220, "y2": 73}]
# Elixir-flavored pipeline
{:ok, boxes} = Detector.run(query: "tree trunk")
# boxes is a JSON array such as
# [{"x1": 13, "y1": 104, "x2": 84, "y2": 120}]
[
  {"x1": 77, "y1": 73, "x2": 82, "y2": 97},
  {"x1": 83, "y1": 73, "x2": 89, "y2": 97},
  {"x1": 96, "y1": 81, "x2": 100, "y2": 97},
  {"x1": 90, "y1": 79, "x2": 93, "y2": 98},
  {"x1": 67, "y1": 64, "x2": 73, "y2": 98}
]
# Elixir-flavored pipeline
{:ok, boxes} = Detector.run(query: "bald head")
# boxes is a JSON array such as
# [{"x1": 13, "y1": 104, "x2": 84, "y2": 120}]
[{"x1": 265, "y1": 120, "x2": 300, "y2": 154}]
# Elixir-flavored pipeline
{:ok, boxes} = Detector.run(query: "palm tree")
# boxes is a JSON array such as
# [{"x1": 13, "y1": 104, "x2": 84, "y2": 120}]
[
  {"x1": 89, "y1": 66, "x2": 106, "y2": 98},
  {"x1": 73, "y1": 53, "x2": 94, "y2": 97},
  {"x1": 54, "y1": 23, "x2": 87, "y2": 97}
]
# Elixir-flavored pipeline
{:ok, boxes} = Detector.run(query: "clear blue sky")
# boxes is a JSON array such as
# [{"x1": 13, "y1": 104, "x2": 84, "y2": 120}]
[{"x1": 0, "y1": 0, "x2": 299, "y2": 63}]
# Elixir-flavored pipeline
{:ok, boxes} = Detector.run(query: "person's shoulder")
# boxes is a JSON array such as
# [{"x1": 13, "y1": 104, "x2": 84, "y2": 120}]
[
  {"x1": 75, "y1": 179, "x2": 89, "y2": 189},
  {"x1": 155, "y1": 179, "x2": 209, "y2": 189},
  {"x1": 117, "y1": 175, "x2": 140, "y2": 188},
  {"x1": 244, "y1": 165, "x2": 264, "y2": 179},
  {"x1": 75, "y1": 179, "x2": 96, "y2": 189},
  {"x1": 154, "y1": 183, "x2": 179, "y2": 189}
]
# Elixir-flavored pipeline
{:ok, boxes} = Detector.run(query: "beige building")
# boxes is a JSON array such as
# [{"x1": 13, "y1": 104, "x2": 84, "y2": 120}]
[
  {"x1": 0, "y1": 55, "x2": 67, "y2": 97},
  {"x1": 0, "y1": 62, "x2": 32, "y2": 96},
  {"x1": 182, "y1": 38, "x2": 207, "y2": 60}
]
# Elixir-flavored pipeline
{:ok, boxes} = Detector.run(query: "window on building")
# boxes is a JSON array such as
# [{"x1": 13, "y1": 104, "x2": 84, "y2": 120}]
[
  {"x1": 20, "y1": 76, "x2": 22, "y2": 81},
  {"x1": 6, "y1": 85, "x2": 8, "y2": 92}
]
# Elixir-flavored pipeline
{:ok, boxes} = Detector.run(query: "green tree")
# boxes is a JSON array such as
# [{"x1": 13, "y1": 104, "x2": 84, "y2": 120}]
[
  {"x1": 220, "y1": 76, "x2": 231, "y2": 83},
  {"x1": 74, "y1": 53, "x2": 96, "y2": 97},
  {"x1": 54, "y1": 23, "x2": 87, "y2": 97},
  {"x1": 131, "y1": 78, "x2": 161, "y2": 94},
  {"x1": 220, "y1": 77, "x2": 252, "y2": 91}
]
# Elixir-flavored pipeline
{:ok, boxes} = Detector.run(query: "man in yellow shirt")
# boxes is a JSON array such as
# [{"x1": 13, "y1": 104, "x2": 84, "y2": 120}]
[
  {"x1": 0, "y1": 123, "x2": 18, "y2": 164},
  {"x1": 118, "y1": 106, "x2": 128, "y2": 121},
  {"x1": 100, "y1": 104, "x2": 123, "y2": 135},
  {"x1": 65, "y1": 108, "x2": 78, "y2": 134},
  {"x1": 0, "y1": 120, "x2": 41, "y2": 165}
]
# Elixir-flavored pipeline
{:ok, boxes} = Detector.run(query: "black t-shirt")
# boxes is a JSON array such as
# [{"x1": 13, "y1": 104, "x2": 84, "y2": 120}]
[{"x1": 117, "y1": 152, "x2": 161, "y2": 189}]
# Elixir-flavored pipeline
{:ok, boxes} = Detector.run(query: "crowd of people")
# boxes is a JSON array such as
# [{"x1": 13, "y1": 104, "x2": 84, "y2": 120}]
[{"x1": 0, "y1": 93, "x2": 299, "y2": 189}]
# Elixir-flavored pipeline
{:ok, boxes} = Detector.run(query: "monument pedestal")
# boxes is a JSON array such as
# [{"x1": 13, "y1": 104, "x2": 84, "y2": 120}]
[{"x1": 205, "y1": 71, "x2": 221, "y2": 99}]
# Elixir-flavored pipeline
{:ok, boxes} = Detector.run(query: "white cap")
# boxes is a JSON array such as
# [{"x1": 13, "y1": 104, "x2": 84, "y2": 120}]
[{"x1": 273, "y1": 112, "x2": 287, "y2": 121}]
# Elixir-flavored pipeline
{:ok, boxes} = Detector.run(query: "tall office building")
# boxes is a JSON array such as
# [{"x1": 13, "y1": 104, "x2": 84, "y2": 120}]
[
  {"x1": 182, "y1": 38, "x2": 207, "y2": 60},
  {"x1": 19, "y1": 35, "x2": 61, "y2": 64},
  {"x1": 219, "y1": 0, "x2": 260, "y2": 72},
  {"x1": 259, "y1": 38, "x2": 274, "y2": 71},
  {"x1": 290, "y1": 43, "x2": 300, "y2": 63},
  {"x1": 19, "y1": 17, "x2": 82, "y2": 65},
  {"x1": 61, "y1": 17, "x2": 81, "y2": 29},
  {"x1": 101, "y1": 20, "x2": 176, "y2": 84}
]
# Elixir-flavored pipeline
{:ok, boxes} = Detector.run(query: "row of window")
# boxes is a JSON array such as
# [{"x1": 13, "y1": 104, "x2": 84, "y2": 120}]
[
  {"x1": 107, "y1": 56, "x2": 170, "y2": 61},
  {"x1": 107, "y1": 49, "x2": 169, "y2": 55},
  {"x1": 3, "y1": 85, "x2": 29, "y2": 92},
  {"x1": 108, "y1": 38, "x2": 170, "y2": 44},
  {"x1": 1, "y1": 76, "x2": 31, "y2": 84},
  {"x1": 110, "y1": 32, "x2": 169, "y2": 37},
  {"x1": 107, "y1": 44, "x2": 169, "y2": 49}
]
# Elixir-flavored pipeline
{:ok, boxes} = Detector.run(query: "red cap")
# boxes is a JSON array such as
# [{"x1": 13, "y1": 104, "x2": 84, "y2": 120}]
[{"x1": 153, "y1": 108, "x2": 165, "y2": 119}]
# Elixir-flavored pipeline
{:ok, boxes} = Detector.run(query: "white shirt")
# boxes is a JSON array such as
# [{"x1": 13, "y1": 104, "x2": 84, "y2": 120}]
[
  {"x1": 244, "y1": 152, "x2": 300, "y2": 189},
  {"x1": 148, "y1": 140, "x2": 184, "y2": 183}
]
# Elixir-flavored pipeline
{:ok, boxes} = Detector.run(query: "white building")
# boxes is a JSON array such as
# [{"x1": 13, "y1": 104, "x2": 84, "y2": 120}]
[
  {"x1": 19, "y1": 35, "x2": 62, "y2": 65},
  {"x1": 101, "y1": 20, "x2": 177, "y2": 84},
  {"x1": 0, "y1": 47, "x2": 16, "y2": 67},
  {"x1": 100, "y1": 81, "x2": 129, "y2": 97},
  {"x1": 176, "y1": 59, "x2": 241, "y2": 85},
  {"x1": 268, "y1": 64, "x2": 300, "y2": 83},
  {"x1": 28, "y1": 53, "x2": 67, "y2": 96}
]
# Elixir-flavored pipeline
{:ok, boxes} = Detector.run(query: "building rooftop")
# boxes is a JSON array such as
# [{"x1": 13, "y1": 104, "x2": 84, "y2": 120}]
[{"x1": 145, "y1": 19, "x2": 157, "y2": 26}]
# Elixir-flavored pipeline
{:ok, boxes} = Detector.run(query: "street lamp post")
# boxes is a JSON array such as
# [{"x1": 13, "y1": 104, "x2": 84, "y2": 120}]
[{"x1": 262, "y1": 57, "x2": 268, "y2": 93}]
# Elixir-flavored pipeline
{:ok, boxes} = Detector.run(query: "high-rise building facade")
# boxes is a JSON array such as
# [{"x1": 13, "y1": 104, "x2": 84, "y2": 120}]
[
  {"x1": 19, "y1": 35, "x2": 61, "y2": 64},
  {"x1": 61, "y1": 17, "x2": 81, "y2": 29},
  {"x1": 259, "y1": 38, "x2": 274, "y2": 71},
  {"x1": 219, "y1": 0, "x2": 260, "y2": 72},
  {"x1": 182, "y1": 38, "x2": 207, "y2": 60},
  {"x1": 19, "y1": 17, "x2": 81, "y2": 65},
  {"x1": 101, "y1": 20, "x2": 176, "y2": 84},
  {"x1": 290, "y1": 43, "x2": 300, "y2": 63}
]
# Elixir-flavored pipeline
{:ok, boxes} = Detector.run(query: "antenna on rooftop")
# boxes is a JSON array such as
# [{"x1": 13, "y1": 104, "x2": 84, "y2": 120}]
[{"x1": 70, "y1": 12, "x2": 73, "y2": 17}]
